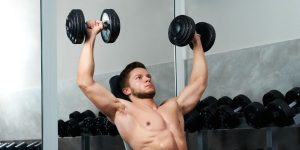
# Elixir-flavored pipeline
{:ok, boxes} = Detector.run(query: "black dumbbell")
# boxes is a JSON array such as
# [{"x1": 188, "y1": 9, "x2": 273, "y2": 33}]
[
  {"x1": 32, "y1": 142, "x2": 41, "y2": 150},
  {"x1": 26, "y1": 142, "x2": 38, "y2": 150},
  {"x1": 0, "y1": 143, "x2": 9, "y2": 150},
  {"x1": 184, "y1": 96, "x2": 217, "y2": 132},
  {"x1": 104, "y1": 119, "x2": 119, "y2": 136},
  {"x1": 78, "y1": 117, "x2": 95, "y2": 135},
  {"x1": 244, "y1": 101, "x2": 270, "y2": 128},
  {"x1": 217, "y1": 96, "x2": 233, "y2": 107},
  {"x1": 197, "y1": 96, "x2": 219, "y2": 129},
  {"x1": 262, "y1": 89, "x2": 285, "y2": 106},
  {"x1": 66, "y1": 9, "x2": 120, "y2": 44},
  {"x1": 69, "y1": 110, "x2": 96, "y2": 122},
  {"x1": 243, "y1": 90, "x2": 284, "y2": 128},
  {"x1": 3, "y1": 142, "x2": 16, "y2": 150},
  {"x1": 215, "y1": 94, "x2": 252, "y2": 129},
  {"x1": 15, "y1": 142, "x2": 28, "y2": 150},
  {"x1": 168, "y1": 15, "x2": 216, "y2": 52},
  {"x1": 266, "y1": 87, "x2": 300, "y2": 127},
  {"x1": 92, "y1": 116, "x2": 108, "y2": 135}
]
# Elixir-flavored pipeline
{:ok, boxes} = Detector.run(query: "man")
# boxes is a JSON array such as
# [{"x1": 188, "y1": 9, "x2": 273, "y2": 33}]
[{"x1": 77, "y1": 19, "x2": 208, "y2": 150}]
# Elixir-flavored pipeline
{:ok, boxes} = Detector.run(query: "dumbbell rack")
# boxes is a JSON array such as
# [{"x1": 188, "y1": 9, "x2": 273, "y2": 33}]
[
  {"x1": 58, "y1": 124, "x2": 300, "y2": 150},
  {"x1": 59, "y1": 135, "x2": 126, "y2": 150},
  {"x1": 189, "y1": 123, "x2": 300, "y2": 150},
  {"x1": 0, "y1": 140, "x2": 42, "y2": 150}
]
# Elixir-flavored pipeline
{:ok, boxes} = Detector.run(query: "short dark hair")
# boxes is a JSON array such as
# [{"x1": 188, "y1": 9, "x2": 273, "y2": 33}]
[{"x1": 119, "y1": 61, "x2": 146, "y2": 89}]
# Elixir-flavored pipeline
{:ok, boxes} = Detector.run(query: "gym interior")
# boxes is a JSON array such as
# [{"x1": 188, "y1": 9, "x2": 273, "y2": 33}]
[{"x1": 1, "y1": 0, "x2": 300, "y2": 150}]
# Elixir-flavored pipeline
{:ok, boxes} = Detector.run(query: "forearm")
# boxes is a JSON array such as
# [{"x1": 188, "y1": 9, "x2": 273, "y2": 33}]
[
  {"x1": 189, "y1": 47, "x2": 208, "y2": 86},
  {"x1": 77, "y1": 35, "x2": 97, "y2": 86}
]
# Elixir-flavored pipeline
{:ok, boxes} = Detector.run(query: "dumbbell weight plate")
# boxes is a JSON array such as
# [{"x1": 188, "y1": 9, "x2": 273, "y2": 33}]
[
  {"x1": 262, "y1": 90, "x2": 284, "y2": 106},
  {"x1": 168, "y1": 15, "x2": 195, "y2": 47},
  {"x1": 231, "y1": 94, "x2": 252, "y2": 112},
  {"x1": 285, "y1": 87, "x2": 300, "y2": 106},
  {"x1": 65, "y1": 9, "x2": 85, "y2": 44},
  {"x1": 217, "y1": 96, "x2": 232, "y2": 107},
  {"x1": 189, "y1": 22, "x2": 216, "y2": 52},
  {"x1": 215, "y1": 105, "x2": 239, "y2": 128},
  {"x1": 100, "y1": 9, "x2": 120, "y2": 43},
  {"x1": 195, "y1": 96, "x2": 217, "y2": 111},
  {"x1": 266, "y1": 99, "x2": 294, "y2": 127},
  {"x1": 244, "y1": 102, "x2": 268, "y2": 128}
]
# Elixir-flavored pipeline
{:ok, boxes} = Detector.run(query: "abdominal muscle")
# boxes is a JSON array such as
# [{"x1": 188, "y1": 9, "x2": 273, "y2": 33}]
[{"x1": 124, "y1": 126, "x2": 179, "y2": 150}]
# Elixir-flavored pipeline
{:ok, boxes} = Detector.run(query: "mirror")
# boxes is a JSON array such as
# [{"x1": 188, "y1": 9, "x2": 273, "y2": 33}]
[
  {"x1": 185, "y1": 0, "x2": 300, "y2": 100},
  {"x1": 57, "y1": 0, "x2": 174, "y2": 149},
  {"x1": 0, "y1": 0, "x2": 42, "y2": 143},
  {"x1": 184, "y1": 0, "x2": 300, "y2": 149}
]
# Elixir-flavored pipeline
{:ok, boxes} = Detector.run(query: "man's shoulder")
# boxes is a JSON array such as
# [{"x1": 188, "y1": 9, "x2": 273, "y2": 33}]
[{"x1": 159, "y1": 97, "x2": 178, "y2": 107}]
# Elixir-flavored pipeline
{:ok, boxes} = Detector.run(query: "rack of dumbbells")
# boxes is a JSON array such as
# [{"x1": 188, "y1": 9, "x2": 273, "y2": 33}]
[
  {"x1": 184, "y1": 87, "x2": 300, "y2": 150},
  {"x1": 58, "y1": 110, "x2": 125, "y2": 150},
  {"x1": 0, "y1": 141, "x2": 42, "y2": 150}
]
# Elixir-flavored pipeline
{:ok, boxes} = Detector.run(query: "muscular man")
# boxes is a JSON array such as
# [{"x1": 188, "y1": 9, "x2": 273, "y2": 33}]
[{"x1": 77, "y1": 20, "x2": 208, "y2": 150}]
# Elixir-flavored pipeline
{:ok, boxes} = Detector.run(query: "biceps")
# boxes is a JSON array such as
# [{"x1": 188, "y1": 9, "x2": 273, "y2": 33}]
[{"x1": 177, "y1": 82, "x2": 206, "y2": 114}]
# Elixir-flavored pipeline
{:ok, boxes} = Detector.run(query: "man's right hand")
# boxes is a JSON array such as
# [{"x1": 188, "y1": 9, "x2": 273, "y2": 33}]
[{"x1": 85, "y1": 19, "x2": 103, "y2": 40}]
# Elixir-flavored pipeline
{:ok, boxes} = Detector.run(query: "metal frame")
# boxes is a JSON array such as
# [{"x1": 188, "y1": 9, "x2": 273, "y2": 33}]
[{"x1": 41, "y1": 0, "x2": 58, "y2": 149}]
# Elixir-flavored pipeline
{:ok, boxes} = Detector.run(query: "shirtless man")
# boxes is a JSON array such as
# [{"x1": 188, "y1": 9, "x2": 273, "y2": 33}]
[{"x1": 77, "y1": 20, "x2": 208, "y2": 150}]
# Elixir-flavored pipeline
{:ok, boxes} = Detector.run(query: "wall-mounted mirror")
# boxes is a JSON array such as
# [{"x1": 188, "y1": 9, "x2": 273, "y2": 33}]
[
  {"x1": 184, "y1": 0, "x2": 300, "y2": 98},
  {"x1": 184, "y1": 0, "x2": 300, "y2": 149},
  {"x1": 0, "y1": 0, "x2": 42, "y2": 144},
  {"x1": 57, "y1": 0, "x2": 174, "y2": 149}
]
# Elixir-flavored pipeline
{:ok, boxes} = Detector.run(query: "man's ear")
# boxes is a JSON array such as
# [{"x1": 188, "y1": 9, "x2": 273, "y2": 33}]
[{"x1": 122, "y1": 87, "x2": 131, "y2": 96}]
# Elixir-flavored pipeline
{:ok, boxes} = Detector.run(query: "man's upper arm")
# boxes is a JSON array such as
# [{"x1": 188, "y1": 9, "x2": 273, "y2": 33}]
[
  {"x1": 176, "y1": 78, "x2": 206, "y2": 115},
  {"x1": 79, "y1": 81, "x2": 125, "y2": 121}
]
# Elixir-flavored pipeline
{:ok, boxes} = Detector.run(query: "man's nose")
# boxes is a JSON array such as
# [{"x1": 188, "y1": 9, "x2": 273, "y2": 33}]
[{"x1": 144, "y1": 77, "x2": 151, "y2": 82}]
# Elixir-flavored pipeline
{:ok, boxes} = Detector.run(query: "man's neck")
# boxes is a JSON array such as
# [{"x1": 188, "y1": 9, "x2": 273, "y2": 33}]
[{"x1": 131, "y1": 97, "x2": 158, "y2": 110}]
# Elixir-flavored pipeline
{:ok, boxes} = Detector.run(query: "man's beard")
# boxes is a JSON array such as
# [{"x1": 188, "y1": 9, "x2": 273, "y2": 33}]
[{"x1": 132, "y1": 90, "x2": 156, "y2": 99}]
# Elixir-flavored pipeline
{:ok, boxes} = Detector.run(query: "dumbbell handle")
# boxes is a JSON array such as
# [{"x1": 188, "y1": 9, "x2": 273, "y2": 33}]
[
  {"x1": 233, "y1": 106, "x2": 242, "y2": 113},
  {"x1": 289, "y1": 100, "x2": 297, "y2": 108},
  {"x1": 83, "y1": 21, "x2": 109, "y2": 32}
]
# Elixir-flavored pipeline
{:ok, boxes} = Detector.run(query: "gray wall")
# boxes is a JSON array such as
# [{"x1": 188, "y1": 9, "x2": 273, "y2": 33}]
[
  {"x1": 187, "y1": 38, "x2": 300, "y2": 103},
  {"x1": 186, "y1": 0, "x2": 300, "y2": 55}
]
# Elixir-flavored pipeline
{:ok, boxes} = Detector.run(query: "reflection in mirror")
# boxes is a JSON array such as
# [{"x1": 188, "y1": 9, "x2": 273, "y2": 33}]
[
  {"x1": 57, "y1": 0, "x2": 174, "y2": 149},
  {"x1": 184, "y1": 0, "x2": 300, "y2": 149},
  {"x1": 0, "y1": 0, "x2": 42, "y2": 146}
]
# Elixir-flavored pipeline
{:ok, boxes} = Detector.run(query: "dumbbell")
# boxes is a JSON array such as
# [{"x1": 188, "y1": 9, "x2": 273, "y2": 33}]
[
  {"x1": 0, "y1": 143, "x2": 8, "y2": 150},
  {"x1": 217, "y1": 96, "x2": 233, "y2": 107},
  {"x1": 15, "y1": 142, "x2": 28, "y2": 150},
  {"x1": 78, "y1": 116, "x2": 95, "y2": 135},
  {"x1": 243, "y1": 90, "x2": 285, "y2": 128},
  {"x1": 244, "y1": 101, "x2": 269, "y2": 128},
  {"x1": 197, "y1": 96, "x2": 219, "y2": 129},
  {"x1": 262, "y1": 89, "x2": 285, "y2": 106},
  {"x1": 215, "y1": 94, "x2": 251, "y2": 129},
  {"x1": 69, "y1": 110, "x2": 96, "y2": 122},
  {"x1": 58, "y1": 110, "x2": 96, "y2": 137},
  {"x1": 26, "y1": 142, "x2": 38, "y2": 150},
  {"x1": 168, "y1": 15, "x2": 216, "y2": 52},
  {"x1": 184, "y1": 96, "x2": 217, "y2": 132},
  {"x1": 266, "y1": 87, "x2": 300, "y2": 127},
  {"x1": 58, "y1": 118, "x2": 81, "y2": 137},
  {"x1": 66, "y1": 9, "x2": 120, "y2": 44},
  {"x1": 2, "y1": 142, "x2": 16, "y2": 150}
]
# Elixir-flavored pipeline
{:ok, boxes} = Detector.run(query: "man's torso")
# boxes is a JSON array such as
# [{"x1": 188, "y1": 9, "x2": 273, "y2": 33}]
[{"x1": 113, "y1": 98, "x2": 187, "y2": 150}]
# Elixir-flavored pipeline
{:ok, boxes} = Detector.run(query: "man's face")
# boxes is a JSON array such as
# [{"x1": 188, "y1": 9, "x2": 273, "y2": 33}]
[{"x1": 124, "y1": 68, "x2": 156, "y2": 99}]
